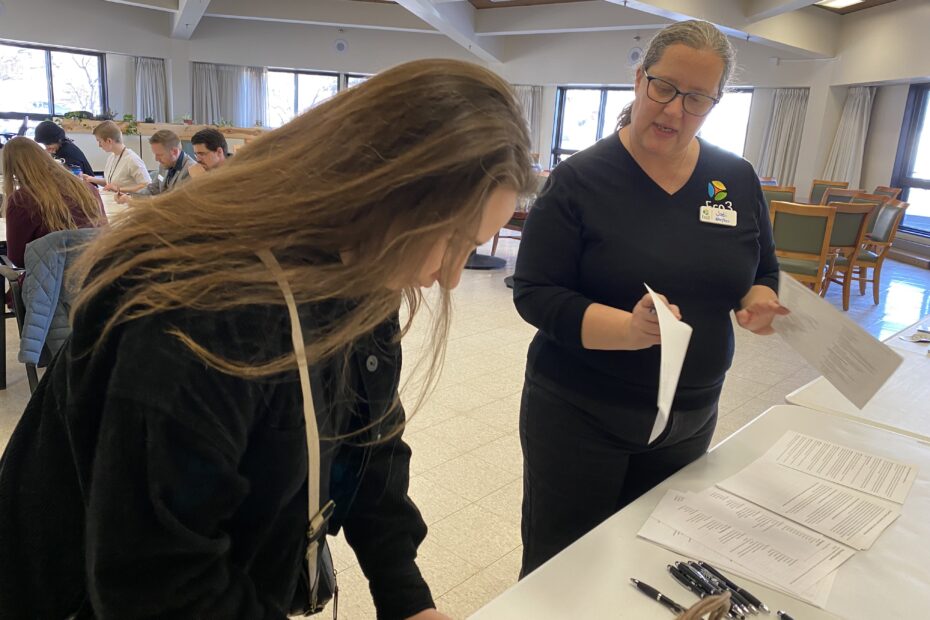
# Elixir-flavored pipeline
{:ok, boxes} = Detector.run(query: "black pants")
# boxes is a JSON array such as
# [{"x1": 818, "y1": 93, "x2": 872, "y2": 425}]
[{"x1": 519, "y1": 377, "x2": 718, "y2": 578}]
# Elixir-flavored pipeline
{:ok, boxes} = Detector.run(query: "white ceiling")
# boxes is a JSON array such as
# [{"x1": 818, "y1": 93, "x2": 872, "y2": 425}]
[{"x1": 103, "y1": 0, "x2": 853, "y2": 63}]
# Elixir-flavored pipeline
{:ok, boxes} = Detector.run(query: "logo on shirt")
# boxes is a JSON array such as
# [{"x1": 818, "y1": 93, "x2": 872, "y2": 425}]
[{"x1": 708, "y1": 180, "x2": 728, "y2": 202}]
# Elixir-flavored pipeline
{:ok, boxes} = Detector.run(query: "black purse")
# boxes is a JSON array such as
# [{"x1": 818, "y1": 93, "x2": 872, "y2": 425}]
[{"x1": 260, "y1": 250, "x2": 338, "y2": 618}]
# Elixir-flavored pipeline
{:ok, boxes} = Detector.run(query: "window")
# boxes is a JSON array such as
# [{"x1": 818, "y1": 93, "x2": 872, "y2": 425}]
[
  {"x1": 0, "y1": 41, "x2": 105, "y2": 120},
  {"x1": 265, "y1": 69, "x2": 339, "y2": 128},
  {"x1": 550, "y1": 86, "x2": 753, "y2": 168},
  {"x1": 697, "y1": 89, "x2": 753, "y2": 157},
  {"x1": 551, "y1": 87, "x2": 634, "y2": 168},
  {"x1": 346, "y1": 74, "x2": 369, "y2": 88},
  {"x1": 891, "y1": 84, "x2": 930, "y2": 236}
]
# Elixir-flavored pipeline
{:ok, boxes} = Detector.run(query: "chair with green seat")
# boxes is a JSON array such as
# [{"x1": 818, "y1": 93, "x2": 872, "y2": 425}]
[
  {"x1": 852, "y1": 201, "x2": 908, "y2": 305},
  {"x1": 762, "y1": 185, "x2": 796, "y2": 210},
  {"x1": 820, "y1": 203, "x2": 876, "y2": 310},
  {"x1": 819, "y1": 187, "x2": 863, "y2": 204},
  {"x1": 769, "y1": 201, "x2": 837, "y2": 294},
  {"x1": 872, "y1": 185, "x2": 902, "y2": 200},
  {"x1": 809, "y1": 179, "x2": 848, "y2": 205},
  {"x1": 850, "y1": 192, "x2": 890, "y2": 236}
]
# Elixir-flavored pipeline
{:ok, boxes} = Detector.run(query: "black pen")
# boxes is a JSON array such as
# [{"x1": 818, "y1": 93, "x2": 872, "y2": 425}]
[
  {"x1": 689, "y1": 563, "x2": 757, "y2": 615},
  {"x1": 776, "y1": 612, "x2": 795, "y2": 620},
  {"x1": 630, "y1": 578, "x2": 686, "y2": 614},
  {"x1": 699, "y1": 561, "x2": 770, "y2": 613},
  {"x1": 679, "y1": 562, "x2": 751, "y2": 616},
  {"x1": 668, "y1": 564, "x2": 708, "y2": 598}
]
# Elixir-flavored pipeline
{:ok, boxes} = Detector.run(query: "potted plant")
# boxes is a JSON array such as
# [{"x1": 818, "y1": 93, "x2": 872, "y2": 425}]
[
  {"x1": 122, "y1": 114, "x2": 138, "y2": 135},
  {"x1": 181, "y1": 113, "x2": 193, "y2": 126},
  {"x1": 144, "y1": 116, "x2": 155, "y2": 124}
]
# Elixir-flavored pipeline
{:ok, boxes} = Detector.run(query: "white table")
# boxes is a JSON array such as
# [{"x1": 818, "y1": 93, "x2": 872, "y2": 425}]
[
  {"x1": 786, "y1": 313, "x2": 930, "y2": 441},
  {"x1": 471, "y1": 405, "x2": 930, "y2": 620}
]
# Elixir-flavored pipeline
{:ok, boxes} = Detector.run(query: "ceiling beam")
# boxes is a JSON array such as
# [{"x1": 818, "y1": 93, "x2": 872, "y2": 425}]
[
  {"x1": 607, "y1": 0, "x2": 840, "y2": 58},
  {"x1": 205, "y1": 0, "x2": 435, "y2": 34},
  {"x1": 395, "y1": 0, "x2": 504, "y2": 63},
  {"x1": 172, "y1": 0, "x2": 210, "y2": 38},
  {"x1": 742, "y1": 0, "x2": 819, "y2": 24},
  {"x1": 104, "y1": 0, "x2": 176, "y2": 12},
  {"x1": 475, "y1": 1, "x2": 671, "y2": 36}
]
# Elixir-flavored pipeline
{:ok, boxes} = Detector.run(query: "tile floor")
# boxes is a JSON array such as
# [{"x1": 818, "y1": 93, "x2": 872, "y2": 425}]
[{"x1": 1, "y1": 243, "x2": 928, "y2": 619}]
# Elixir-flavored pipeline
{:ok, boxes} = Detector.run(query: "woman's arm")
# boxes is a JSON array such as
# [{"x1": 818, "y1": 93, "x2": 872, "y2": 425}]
[{"x1": 4, "y1": 193, "x2": 41, "y2": 267}]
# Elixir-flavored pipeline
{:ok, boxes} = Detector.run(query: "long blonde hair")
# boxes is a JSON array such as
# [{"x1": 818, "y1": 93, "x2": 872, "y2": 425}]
[
  {"x1": 72, "y1": 59, "x2": 534, "y2": 414},
  {"x1": 1, "y1": 136, "x2": 102, "y2": 230}
]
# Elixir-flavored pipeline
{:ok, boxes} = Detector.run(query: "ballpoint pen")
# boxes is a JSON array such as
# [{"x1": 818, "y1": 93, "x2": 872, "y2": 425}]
[
  {"x1": 776, "y1": 611, "x2": 795, "y2": 620},
  {"x1": 668, "y1": 566, "x2": 744, "y2": 620},
  {"x1": 630, "y1": 578, "x2": 686, "y2": 615},
  {"x1": 688, "y1": 563, "x2": 757, "y2": 615},
  {"x1": 679, "y1": 562, "x2": 752, "y2": 616},
  {"x1": 699, "y1": 561, "x2": 770, "y2": 613}
]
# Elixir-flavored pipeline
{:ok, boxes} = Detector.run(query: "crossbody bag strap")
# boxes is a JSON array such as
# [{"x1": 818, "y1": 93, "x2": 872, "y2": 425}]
[{"x1": 256, "y1": 250, "x2": 334, "y2": 587}]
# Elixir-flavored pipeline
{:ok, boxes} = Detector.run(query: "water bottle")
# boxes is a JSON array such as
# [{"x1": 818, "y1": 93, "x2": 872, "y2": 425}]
[{"x1": 69, "y1": 164, "x2": 82, "y2": 176}]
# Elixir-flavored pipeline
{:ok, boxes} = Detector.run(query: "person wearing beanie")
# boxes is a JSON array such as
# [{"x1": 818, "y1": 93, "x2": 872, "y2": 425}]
[{"x1": 33, "y1": 120, "x2": 94, "y2": 176}]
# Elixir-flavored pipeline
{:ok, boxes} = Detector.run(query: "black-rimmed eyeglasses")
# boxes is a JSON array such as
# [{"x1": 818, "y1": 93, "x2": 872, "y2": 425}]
[{"x1": 643, "y1": 72, "x2": 720, "y2": 117}]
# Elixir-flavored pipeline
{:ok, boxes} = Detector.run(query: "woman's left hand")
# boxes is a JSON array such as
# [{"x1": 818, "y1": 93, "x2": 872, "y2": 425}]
[
  {"x1": 736, "y1": 285, "x2": 789, "y2": 335},
  {"x1": 406, "y1": 609, "x2": 452, "y2": 620}
]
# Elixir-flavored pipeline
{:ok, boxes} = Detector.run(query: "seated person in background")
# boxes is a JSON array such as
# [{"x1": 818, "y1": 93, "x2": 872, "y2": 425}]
[
  {"x1": 1, "y1": 137, "x2": 107, "y2": 267},
  {"x1": 82, "y1": 120, "x2": 151, "y2": 194},
  {"x1": 33, "y1": 120, "x2": 94, "y2": 176},
  {"x1": 117, "y1": 129, "x2": 194, "y2": 203},
  {"x1": 188, "y1": 127, "x2": 229, "y2": 177}
]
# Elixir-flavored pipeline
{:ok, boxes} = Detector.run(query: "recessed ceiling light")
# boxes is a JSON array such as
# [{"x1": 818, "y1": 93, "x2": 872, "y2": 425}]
[{"x1": 816, "y1": 0, "x2": 864, "y2": 9}]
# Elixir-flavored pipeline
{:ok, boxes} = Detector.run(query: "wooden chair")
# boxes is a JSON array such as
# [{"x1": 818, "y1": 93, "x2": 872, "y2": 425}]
[
  {"x1": 872, "y1": 185, "x2": 902, "y2": 200},
  {"x1": 821, "y1": 203, "x2": 877, "y2": 310},
  {"x1": 769, "y1": 201, "x2": 837, "y2": 294},
  {"x1": 849, "y1": 192, "x2": 892, "y2": 236},
  {"x1": 491, "y1": 173, "x2": 549, "y2": 256},
  {"x1": 851, "y1": 200, "x2": 909, "y2": 304},
  {"x1": 819, "y1": 188, "x2": 863, "y2": 204},
  {"x1": 762, "y1": 185, "x2": 796, "y2": 210},
  {"x1": 809, "y1": 179, "x2": 849, "y2": 205}
]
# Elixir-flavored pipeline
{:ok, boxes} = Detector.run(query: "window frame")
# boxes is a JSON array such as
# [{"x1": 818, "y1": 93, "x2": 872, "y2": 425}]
[
  {"x1": 551, "y1": 85, "x2": 633, "y2": 169},
  {"x1": 265, "y1": 68, "x2": 371, "y2": 127},
  {"x1": 551, "y1": 85, "x2": 755, "y2": 168},
  {"x1": 891, "y1": 83, "x2": 930, "y2": 238},
  {"x1": 0, "y1": 39, "x2": 108, "y2": 121}
]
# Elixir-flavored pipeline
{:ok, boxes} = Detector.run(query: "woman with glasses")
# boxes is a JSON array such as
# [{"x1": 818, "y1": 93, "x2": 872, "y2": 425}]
[{"x1": 512, "y1": 20, "x2": 785, "y2": 577}]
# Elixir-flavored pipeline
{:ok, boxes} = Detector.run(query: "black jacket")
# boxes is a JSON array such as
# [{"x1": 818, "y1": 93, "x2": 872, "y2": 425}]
[
  {"x1": 0, "y1": 289, "x2": 433, "y2": 619},
  {"x1": 57, "y1": 140, "x2": 94, "y2": 176}
]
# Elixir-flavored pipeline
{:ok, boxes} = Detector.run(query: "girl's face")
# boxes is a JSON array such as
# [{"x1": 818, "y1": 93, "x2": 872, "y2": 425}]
[{"x1": 413, "y1": 186, "x2": 518, "y2": 290}]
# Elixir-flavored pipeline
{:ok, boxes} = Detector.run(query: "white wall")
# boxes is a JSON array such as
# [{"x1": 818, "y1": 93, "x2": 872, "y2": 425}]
[{"x1": 861, "y1": 84, "x2": 910, "y2": 193}]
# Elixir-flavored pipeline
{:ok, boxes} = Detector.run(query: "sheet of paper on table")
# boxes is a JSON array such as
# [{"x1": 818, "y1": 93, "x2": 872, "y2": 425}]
[
  {"x1": 772, "y1": 271, "x2": 902, "y2": 409},
  {"x1": 638, "y1": 489, "x2": 844, "y2": 607},
  {"x1": 644, "y1": 283, "x2": 693, "y2": 443},
  {"x1": 761, "y1": 430, "x2": 917, "y2": 504}
]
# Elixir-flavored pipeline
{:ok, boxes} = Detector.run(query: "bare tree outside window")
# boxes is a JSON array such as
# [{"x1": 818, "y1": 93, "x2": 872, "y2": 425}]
[
  {"x1": 0, "y1": 44, "x2": 50, "y2": 114},
  {"x1": 51, "y1": 50, "x2": 101, "y2": 115}
]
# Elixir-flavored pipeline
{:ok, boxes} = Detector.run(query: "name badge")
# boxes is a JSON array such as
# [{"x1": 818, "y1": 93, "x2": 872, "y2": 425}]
[{"x1": 699, "y1": 205, "x2": 737, "y2": 227}]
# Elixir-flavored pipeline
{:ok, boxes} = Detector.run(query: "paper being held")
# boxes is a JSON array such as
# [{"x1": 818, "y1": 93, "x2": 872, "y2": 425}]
[
  {"x1": 772, "y1": 272, "x2": 902, "y2": 409},
  {"x1": 644, "y1": 284, "x2": 693, "y2": 443}
]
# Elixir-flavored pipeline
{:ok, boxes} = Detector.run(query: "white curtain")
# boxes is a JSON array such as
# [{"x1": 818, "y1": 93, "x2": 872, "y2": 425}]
[
  {"x1": 822, "y1": 86, "x2": 876, "y2": 188},
  {"x1": 192, "y1": 62, "x2": 267, "y2": 128},
  {"x1": 134, "y1": 57, "x2": 169, "y2": 123},
  {"x1": 758, "y1": 88, "x2": 809, "y2": 186},
  {"x1": 513, "y1": 85, "x2": 543, "y2": 159}
]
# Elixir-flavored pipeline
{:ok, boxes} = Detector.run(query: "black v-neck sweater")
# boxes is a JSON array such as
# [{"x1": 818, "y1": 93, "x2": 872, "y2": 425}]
[{"x1": 513, "y1": 136, "x2": 778, "y2": 411}]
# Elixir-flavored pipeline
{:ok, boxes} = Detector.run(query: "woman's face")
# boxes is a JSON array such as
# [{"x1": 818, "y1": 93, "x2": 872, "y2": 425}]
[
  {"x1": 629, "y1": 44, "x2": 724, "y2": 160},
  {"x1": 414, "y1": 186, "x2": 517, "y2": 290}
]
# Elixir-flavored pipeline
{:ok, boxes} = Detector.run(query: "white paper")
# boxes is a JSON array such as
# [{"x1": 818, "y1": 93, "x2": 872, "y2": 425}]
[
  {"x1": 764, "y1": 431, "x2": 917, "y2": 504},
  {"x1": 717, "y1": 460, "x2": 900, "y2": 550},
  {"x1": 648, "y1": 489, "x2": 854, "y2": 592},
  {"x1": 772, "y1": 272, "x2": 903, "y2": 409},
  {"x1": 638, "y1": 491, "x2": 839, "y2": 608},
  {"x1": 644, "y1": 283, "x2": 693, "y2": 443}
]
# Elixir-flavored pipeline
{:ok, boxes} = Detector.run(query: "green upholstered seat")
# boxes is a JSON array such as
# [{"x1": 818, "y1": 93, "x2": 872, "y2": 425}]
[{"x1": 778, "y1": 257, "x2": 822, "y2": 276}]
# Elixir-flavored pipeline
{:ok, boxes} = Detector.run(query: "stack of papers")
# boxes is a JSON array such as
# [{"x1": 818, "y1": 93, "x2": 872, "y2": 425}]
[{"x1": 638, "y1": 431, "x2": 918, "y2": 607}]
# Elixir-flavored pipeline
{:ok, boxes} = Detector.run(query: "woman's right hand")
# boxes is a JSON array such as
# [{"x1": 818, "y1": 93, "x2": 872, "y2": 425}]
[{"x1": 624, "y1": 292, "x2": 681, "y2": 350}]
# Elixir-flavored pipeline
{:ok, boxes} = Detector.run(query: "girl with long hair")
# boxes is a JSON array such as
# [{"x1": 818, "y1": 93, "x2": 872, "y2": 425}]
[
  {"x1": 1, "y1": 136, "x2": 106, "y2": 267},
  {"x1": 0, "y1": 58, "x2": 534, "y2": 619}
]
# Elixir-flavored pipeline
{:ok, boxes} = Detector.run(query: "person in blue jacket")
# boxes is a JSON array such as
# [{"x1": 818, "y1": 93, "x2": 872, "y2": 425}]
[{"x1": 513, "y1": 20, "x2": 788, "y2": 577}]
